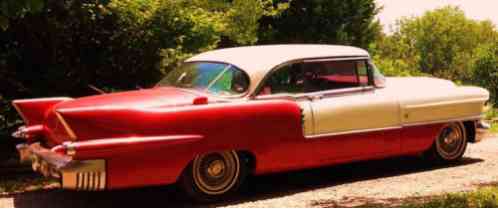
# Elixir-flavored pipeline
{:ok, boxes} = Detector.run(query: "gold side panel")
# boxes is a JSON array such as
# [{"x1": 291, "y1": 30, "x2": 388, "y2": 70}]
[
  {"x1": 402, "y1": 99, "x2": 486, "y2": 125},
  {"x1": 62, "y1": 160, "x2": 106, "y2": 191},
  {"x1": 312, "y1": 90, "x2": 401, "y2": 135}
]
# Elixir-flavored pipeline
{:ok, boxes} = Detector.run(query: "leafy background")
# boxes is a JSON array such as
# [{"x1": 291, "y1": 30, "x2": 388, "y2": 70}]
[{"x1": 0, "y1": 0, "x2": 497, "y2": 164}]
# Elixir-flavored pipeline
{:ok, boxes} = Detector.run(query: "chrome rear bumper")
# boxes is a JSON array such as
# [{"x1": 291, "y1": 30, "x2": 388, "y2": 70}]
[{"x1": 16, "y1": 143, "x2": 106, "y2": 191}]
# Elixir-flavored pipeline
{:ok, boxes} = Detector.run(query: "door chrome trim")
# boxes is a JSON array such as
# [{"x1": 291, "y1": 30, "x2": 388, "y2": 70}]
[
  {"x1": 305, "y1": 126, "x2": 403, "y2": 139},
  {"x1": 404, "y1": 98, "x2": 489, "y2": 109},
  {"x1": 306, "y1": 86, "x2": 374, "y2": 99},
  {"x1": 402, "y1": 115, "x2": 483, "y2": 127}
]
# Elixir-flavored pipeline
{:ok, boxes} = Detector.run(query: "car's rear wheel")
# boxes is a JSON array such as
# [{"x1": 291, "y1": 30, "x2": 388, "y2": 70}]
[
  {"x1": 179, "y1": 150, "x2": 248, "y2": 202},
  {"x1": 425, "y1": 122, "x2": 467, "y2": 163}
]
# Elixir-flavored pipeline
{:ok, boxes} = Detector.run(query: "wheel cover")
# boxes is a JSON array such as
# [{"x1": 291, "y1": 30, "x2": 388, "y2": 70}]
[
  {"x1": 192, "y1": 151, "x2": 240, "y2": 195},
  {"x1": 436, "y1": 123, "x2": 466, "y2": 160}
]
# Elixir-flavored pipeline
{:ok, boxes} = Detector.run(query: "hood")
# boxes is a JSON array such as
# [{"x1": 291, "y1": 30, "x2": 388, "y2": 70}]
[{"x1": 55, "y1": 87, "x2": 212, "y2": 110}]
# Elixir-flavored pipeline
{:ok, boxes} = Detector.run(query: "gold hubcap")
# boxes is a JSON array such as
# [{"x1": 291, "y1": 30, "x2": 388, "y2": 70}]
[
  {"x1": 207, "y1": 160, "x2": 225, "y2": 177},
  {"x1": 437, "y1": 122, "x2": 466, "y2": 160},
  {"x1": 192, "y1": 151, "x2": 240, "y2": 195}
]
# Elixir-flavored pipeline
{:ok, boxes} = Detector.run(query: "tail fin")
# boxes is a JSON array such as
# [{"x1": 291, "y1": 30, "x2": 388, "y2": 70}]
[{"x1": 12, "y1": 98, "x2": 72, "y2": 125}]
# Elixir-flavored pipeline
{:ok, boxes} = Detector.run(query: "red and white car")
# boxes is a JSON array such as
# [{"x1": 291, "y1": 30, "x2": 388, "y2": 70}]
[{"x1": 12, "y1": 45, "x2": 489, "y2": 201}]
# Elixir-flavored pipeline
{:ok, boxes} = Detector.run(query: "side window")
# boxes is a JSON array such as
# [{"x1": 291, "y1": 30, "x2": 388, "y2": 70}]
[
  {"x1": 208, "y1": 66, "x2": 250, "y2": 95},
  {"x1": 258, "y1": 59, "x2": 372, "y2": 96},
  {"x1": 258, "y1": 63, "x2": 305, "y2": 95},
  {"x1": 301, "y1": 60, "x2": 361, "y2": 92}
]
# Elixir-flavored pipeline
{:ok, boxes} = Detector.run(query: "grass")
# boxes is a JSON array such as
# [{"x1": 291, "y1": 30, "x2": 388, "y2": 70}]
[
  {"x1": 490, "y1": 122, "x2": 498, "y2": 134},
  {"x1": 400, "y1": 186, "x2": 498, "y2": 208}
]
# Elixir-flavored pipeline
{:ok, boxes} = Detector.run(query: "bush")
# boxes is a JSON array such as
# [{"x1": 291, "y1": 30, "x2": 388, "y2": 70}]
[
  {"x1": 372, "y1": 55, "x2": 428, "y2": 77},
  {"x1": 472, "y1": 44, "x2": 498, "y2": 105}
]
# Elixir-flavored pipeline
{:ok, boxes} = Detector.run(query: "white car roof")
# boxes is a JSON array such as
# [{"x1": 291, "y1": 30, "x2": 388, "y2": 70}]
[{"x1": 186, "y1": 44, "x2": 370, "y2": 94}]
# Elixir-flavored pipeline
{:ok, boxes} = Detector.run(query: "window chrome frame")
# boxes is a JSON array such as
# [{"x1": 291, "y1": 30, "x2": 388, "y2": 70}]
[{"x1": 251, "y1": 56, "x2": 376, "y2": 100}]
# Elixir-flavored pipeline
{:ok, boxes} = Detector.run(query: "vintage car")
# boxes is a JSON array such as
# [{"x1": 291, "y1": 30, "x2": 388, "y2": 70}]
[{"x1": 12, "y1": 44, "x2": 489, "y2": 201}]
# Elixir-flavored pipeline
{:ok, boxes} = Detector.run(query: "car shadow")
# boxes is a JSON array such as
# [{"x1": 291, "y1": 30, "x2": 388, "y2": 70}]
[{"x1": 11, "y1": 156, "x2": 483, "y2": 207}]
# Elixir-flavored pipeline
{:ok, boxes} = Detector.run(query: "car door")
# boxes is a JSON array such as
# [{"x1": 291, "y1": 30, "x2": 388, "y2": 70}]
[{"x1": 302, "y1": 59, "x2": 402, "y2": 160}]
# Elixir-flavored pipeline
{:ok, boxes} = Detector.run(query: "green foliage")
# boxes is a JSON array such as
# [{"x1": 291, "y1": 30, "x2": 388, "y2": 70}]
[
  {"x1": 0, "y1": 0, "x2": 44, "y2": 30},
  {"x1": 402, "y1": 186, "x2": 498, "y2": 207},
  {"x1": 372, "y1": 55, "x2": 428, "y2": 77},
  {"x1": 374, "y1": 6, "x2": 497, "y2": 82},
  {"x1": 472, "y1": 44, "x2": 498, "y2": 105},
  {"x1": 258, "y1": 0, "x2": 382, "y2": 49},
  {"x1": 107, "y1": 0, "x2": 225, "y2": 74}
]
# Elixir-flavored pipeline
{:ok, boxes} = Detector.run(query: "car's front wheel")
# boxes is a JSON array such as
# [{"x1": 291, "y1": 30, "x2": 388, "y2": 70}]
[
  {"x1": 178, "y1": 150, "x2": 248, "y2": 202},
  {"x1": 425, "y1": 122, "x2": 468, "y2": 163}
]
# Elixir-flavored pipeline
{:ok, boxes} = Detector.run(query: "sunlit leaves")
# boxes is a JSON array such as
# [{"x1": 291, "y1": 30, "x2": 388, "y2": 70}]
[
  {"x1": 258, "y1": 0, "x2": 380, "y2": 48},
  {"x1": 0, "y1": 0, "x2": 44, "y2": 30},
  {"x1": 377, "y1": 6, "x2": 497, "y2": 81}
]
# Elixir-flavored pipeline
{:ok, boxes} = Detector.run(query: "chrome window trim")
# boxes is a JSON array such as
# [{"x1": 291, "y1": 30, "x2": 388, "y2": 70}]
[
  {"x1": 254, "y1": 86, "x2": 375, "y2": 101},
  {"x1": 302, "y1": 57, "x2": 372, "y2": 63},
  {"x1": 250, "y1": 56, "x2": 372, "y2": 98}
]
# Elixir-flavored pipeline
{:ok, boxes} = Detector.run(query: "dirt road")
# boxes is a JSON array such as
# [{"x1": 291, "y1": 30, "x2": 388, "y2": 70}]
[{"x1": 1, "y1": 137, "x2": 498, "y2": 207}]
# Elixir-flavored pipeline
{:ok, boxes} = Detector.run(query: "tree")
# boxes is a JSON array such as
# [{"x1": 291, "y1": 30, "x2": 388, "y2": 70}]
[
  {"x1": 0, "y1": 0, "x2": 44, "y2": 30},
  {"x1": 258, "y1": 0, "x2": 382, "y2": 49},
  {"x1": 375, "y1": 6, "x2": 497, "y2": 82},
  {"x1": 473, "y1": 44, "x2": 498, "y2": 105}
]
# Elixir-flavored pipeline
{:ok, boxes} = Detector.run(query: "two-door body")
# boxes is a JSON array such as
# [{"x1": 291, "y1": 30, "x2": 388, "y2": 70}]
[{"x1": 11, "y1": 45, "x2": 489, "y2": 200}]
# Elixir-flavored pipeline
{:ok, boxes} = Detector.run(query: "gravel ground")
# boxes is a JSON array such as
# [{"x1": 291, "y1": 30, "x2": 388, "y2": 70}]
[{"x1": 1, "y1": 136, "x2": 498, "y2": 208}]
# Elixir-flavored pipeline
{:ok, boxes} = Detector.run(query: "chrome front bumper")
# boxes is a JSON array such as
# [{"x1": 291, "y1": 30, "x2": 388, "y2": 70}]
[{"x1": 17, "y1": 143, "x2": 106, "y2": 191}]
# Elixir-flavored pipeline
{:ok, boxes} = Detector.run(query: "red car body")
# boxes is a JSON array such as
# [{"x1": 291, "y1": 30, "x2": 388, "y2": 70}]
[{"x1": 11, "y1": 45, "x2": 489, "y2": 199}]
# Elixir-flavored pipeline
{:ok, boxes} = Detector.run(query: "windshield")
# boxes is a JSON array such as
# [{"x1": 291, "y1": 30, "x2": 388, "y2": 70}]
[{"x1": 157, "y1": 62, "x2": 250, "y2": 96}]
